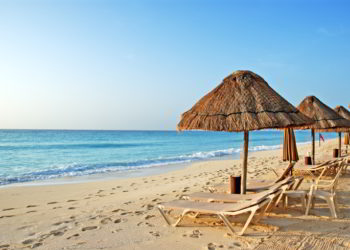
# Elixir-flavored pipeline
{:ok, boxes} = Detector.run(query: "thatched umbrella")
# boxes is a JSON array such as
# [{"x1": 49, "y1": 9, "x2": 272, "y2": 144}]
[
  {"x1": 283, "y1": 128, "x2": 299, "y2": 163},
  {"x1": 177, "y1": 70, "x2": 314, "y2": 194},
  {"x1": 334, "y1": 105, "x2": 350, "y2": 155},
  {"x1": 297, "y1": 96, "x2": 350, "y2": 163}
]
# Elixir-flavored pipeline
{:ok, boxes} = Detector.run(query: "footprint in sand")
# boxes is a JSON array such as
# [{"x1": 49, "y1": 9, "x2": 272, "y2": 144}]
[
  {"x1": 26, "y1": 205, "x2": 38, "y2": 208},
  {"x1": 17, "y1": 225, "x2": 33, "y2": 231},
  {"x1": 100, "y1": 218, "x2": 112, "y2": 225},
  {"x1": 114, "y1": 218, "x2": 122, "y2": 224},
  {"x1": 146, "y1": 204, "x2": 154, "y2": 210},
  {"x1": 149, "y1": 231, "x2": 160, "y2": 237},
  {"x1": 30, "y1": 242, "x2": 42, "y2": 248},
  {"x1": 26, "y1": 210, "x2": 37, "y2": 214},
  {"x1": 52, "y1": 221, "x2": 64, "y2": 226},
  {"x1": 52, "y1": 206, "x2": 62, "y2": 209},
  {"x1": 67, "y1": 233, "x2": 80, "y2": 240},
  {"x1": 68, "y1": 207, "x2": 76, "y2": 210},
  {"x1": 2, "y1": 208, "x2": 15, "y2": 211},
  {"x1": 47, "y1": 201, "x2": 58, "y2": 205},
  {"x1": 67, "y1": 200, "x2": 77, "y2": 202},
  {"x1": 50, "y1": 226, "x2": 67, "y2": 236},
  {"x1": 134, "y1": 211, "x2": 145, "y2": 216},
  {"x1": 22, "y1": 238, "x2": 35, "y2": 245},
  {"x1": 112, "y1": 208, "x2": 124, "y2": 213},
  {"x1": 144, "y1": 215, "x2": 155, "y2": 220},
  {"x1": 206, "y1": 242, "x2": 224, "y2": 250},
  {"x1": 0, "y1": 215, "x2": 14, "y2": 219},
  {"x1": 81, "y1": 226, "x2": 99, "y2": 231}
]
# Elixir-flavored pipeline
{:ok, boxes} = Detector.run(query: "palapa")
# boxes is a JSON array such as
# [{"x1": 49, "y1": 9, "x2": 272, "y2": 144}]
[
  {"x1": 177, "y1": 70, "x2": 314, "y2": 194},
  {"x1": 297, "y1": 97, "x2": 350, "y2": 132},
  {"x1": 297, "y1": 96, "x2": 350, "y2": 161},
  {"x1": 334, "y1": 105, "x2": 350, "y2": 155},
  {"x1": 334, "y1": 105, "x2": 350, "y2": 121}
]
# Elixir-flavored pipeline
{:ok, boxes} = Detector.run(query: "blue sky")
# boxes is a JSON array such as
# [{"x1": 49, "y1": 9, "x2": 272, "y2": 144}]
[{"x1": 0, "y1": 0, "x2": 349, "y2": 130}]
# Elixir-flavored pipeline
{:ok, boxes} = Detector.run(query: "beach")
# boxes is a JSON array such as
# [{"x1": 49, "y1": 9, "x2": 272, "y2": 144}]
[{"x1": 1, "y1": 138, "x2": 350, "y2": 249}]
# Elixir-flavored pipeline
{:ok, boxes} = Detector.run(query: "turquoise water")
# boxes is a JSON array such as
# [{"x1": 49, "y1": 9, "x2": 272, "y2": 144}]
[{"x1": 0, "y1": 130, "x2": 337, "y2": 185}]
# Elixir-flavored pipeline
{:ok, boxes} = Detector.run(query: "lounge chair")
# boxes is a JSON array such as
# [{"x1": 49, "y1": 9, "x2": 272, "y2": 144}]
[
  {"x1": 157, "y1": 183, "x2": 288, "y2": 235},
  {"x1": 305, "y1": 158, "x2": 347, "y2": 218},
  {"x1": 157, "y1": 197, "x2": 271, "y2": 236}
]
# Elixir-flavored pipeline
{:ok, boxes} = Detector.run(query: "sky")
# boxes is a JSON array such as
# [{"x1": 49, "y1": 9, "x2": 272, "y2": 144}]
[{"x1": 0, "y1": 0, "x2": 349, "y2": 130}]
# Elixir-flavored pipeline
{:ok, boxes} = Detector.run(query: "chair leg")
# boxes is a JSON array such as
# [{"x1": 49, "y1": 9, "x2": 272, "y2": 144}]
[
  {"x1": 274, "y1": 193, "x2": 284, "y2": 209},
  {"x1": 305, "y1": 194, "x2": 313, "y2": 216},
  {"x1": 158, "y1": 206, "x2": 172, "y2": 226},
  {"x1": 173, "y1": 209, "x2": 191, "y2": 226},
  {"x1": 239, "y1": 209, "x2": 257, "y2": 236},
  {"x1": 157, "y1": 206, "x2": 190, "y2": 227},
  {"x1": 219, "y1": 208, "x2": 258, "y2": 236},
  {"x1": 327, "y1": 198, "x2": 337, "y2": 219},
  {"x1": 218, "y1": 214, "x2": 236, "y2": 235},
  {"x1": 334, "y1": 195, "x2": 340, "y2": 215},
  {"x1": 301, "y1": 194, "x2": 307, "y2": 211},
  {"x1": 284, "y1": 196, "x2": 289, "y2": 208}
]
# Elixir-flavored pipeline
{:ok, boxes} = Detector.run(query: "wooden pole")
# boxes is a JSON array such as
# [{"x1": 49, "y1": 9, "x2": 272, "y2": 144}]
[
  {"x1": 241, "y1": 131, "x2": 249, "y2": 194},
  {"x1": 311, "y1": 129, "x2": 315, "y2": 165},
  {"x1": 338, "y1": 132, "x2": 341, "y2": 157}
]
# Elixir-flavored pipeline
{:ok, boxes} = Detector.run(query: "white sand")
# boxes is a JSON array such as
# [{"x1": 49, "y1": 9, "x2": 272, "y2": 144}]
[{"x1": 1, "y1": 138, "x2": 350, "y2": 250}]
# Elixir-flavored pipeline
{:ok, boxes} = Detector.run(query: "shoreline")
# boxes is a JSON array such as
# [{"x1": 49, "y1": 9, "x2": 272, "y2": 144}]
[
  {"x1": 1, "y1": 138, "x2": 349, "y2": 250},
  {"x1": 0, "y1": 139, "x2": 318, "y2": 189}
]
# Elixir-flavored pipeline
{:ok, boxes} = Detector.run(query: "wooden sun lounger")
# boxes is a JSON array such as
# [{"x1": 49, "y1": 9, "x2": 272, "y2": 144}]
[
  {"x1": 157, "y1": 197, "x2": 271, "y2": 236},
  {"x1": 157, "y1": 181, "x2": 290, "y2": 236}
]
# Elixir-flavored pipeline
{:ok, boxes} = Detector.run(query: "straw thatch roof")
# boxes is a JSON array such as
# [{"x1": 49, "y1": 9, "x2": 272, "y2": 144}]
[
  {"x1": 297, "y1": 96, "x2": 350, "y2": 132},
  {"x1": 177, "y1": 70, "x2": 314, "y2": 132},
  {"x1": 334, "y1": 105, "x2": 350, "y2": 121}
]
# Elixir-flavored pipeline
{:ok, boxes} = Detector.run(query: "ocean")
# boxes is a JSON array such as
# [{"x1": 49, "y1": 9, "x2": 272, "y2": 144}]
[{"x1": 0, "y1": 129, "x2": 337, "y2": 186}]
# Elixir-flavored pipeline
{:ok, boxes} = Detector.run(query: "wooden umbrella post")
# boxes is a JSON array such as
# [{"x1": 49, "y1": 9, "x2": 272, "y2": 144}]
[
  {"x1": 241, "y1": 131, "x2": 249, "y2": 194},
  {"x1": 339, "y1": 132, "x2": 342, "y2": 157},
  {"x1": 311, "y1": 129, "x2": 315, "y2": 165}
]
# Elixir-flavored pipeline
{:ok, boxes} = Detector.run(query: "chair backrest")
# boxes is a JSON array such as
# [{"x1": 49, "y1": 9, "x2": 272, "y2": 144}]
[
  {"x1": 275, "y1": 162, "x2": 295, "y2": 183},
  {"x1": 316, "y1": 160, "x2": 332, "y2": 168},
  {"x1": 316, "y1": 159, "x2": 346, "y2": 193},
  {"x1": 315, "y1": 161, "x2": 339, "y2": 184}
]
